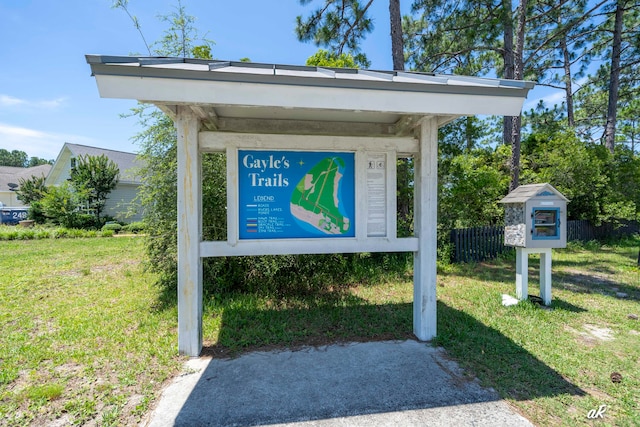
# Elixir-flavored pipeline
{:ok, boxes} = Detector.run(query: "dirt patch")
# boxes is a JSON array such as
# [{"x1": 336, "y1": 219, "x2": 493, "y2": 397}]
[
  {"x1": 565, "y1": 324, "x2": 614, "y2": 347},
  {"x1": 559, "y1": 269, "x2": 620, "y2": 288},
  {"x1": 583, "y1": 324, "x2": 614, "y2": 341}
]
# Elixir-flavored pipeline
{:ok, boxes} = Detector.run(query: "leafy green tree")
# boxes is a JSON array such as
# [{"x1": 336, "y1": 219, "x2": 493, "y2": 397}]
[
  {"x1": 69, "y1": 154, "x2": 119, "y2": 226},
  {"x1": 0, "y1": 149, "x2": 28, "y2": 167},
  {"x1": 27, "y1": 157, "x2": 53, "y2": 167},
  {"x1": 521, "y1": 131, "x2": 610, "y2": 222},
  {"x1": 618, "y1": 98, "x2": 639, "y2": 153},
  {"x1": 305, "y1": 49, "x2": 360, "y2": 67},
  {"x1": 439, "y1": 147, "x2": 509, "y2": 230},
  {"x1": 16, "y1": 175, "x2": 48, "y2": 223},
  {"x1": 0, "y1": 149, "x2": 52, "y2": 167},
  {"x1": 596, "y1": 145, "x2": 640, "y2": 221},
  {"x1": 296, "y1": 0, "x2": 375, "y2": 68},
  {"x1": 116, "y1": 1, "x2": 216, "y2": 286},
  {"x1": 40, "y1": 182, "x2": 90, "y2": 228},
  {"x1": 527, "y1": 0, "x2": 602, "y2": 127}
]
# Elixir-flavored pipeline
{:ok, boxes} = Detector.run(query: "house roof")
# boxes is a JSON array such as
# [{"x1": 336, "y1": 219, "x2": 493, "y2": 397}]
[
  {"x1": 86, "y1": 55, "x2": 535, "y2": 132},
  {"x1": 0, "y1": 164, "x2": 52, "y2": 192},
  {"x1": 499, "y1": 183, "x2": 569, "y2": 203},
  {"x1": 51, "y1": 143, "x2": 142, "y2": 184}
]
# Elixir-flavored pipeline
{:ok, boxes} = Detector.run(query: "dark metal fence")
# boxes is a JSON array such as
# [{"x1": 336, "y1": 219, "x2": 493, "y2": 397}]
[{"x1": 450, "y1": 220, "x2": 640, "y2": 263}]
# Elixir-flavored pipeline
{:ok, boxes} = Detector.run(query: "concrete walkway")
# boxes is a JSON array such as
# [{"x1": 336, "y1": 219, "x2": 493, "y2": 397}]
[{"x1": 143, "y1": 340, "x2": 533, "y2": 427}]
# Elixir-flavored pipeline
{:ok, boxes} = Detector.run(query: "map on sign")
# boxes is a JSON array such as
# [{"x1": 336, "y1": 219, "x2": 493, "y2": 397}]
[
  {"x1": 290, "y1": 157, "x2": 351, "y2": 235},
  {"x1": 238, "y1": 150, "x2": 355, "y2": 239}
]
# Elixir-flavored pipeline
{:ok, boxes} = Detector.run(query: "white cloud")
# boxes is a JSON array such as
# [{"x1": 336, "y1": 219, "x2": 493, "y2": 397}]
[
  {"x1": 0, "y1": 123, "x2": 96, "y2": 160},
  {"x1": 524, "y1": 76, "x2": 591, "y2": 111},
  {"x1": 524, "y1": 88, "x2": 565, "y2": 111},
  {"x1": 0, "y1": 94, "x2": 67, "y2": 110},
  {"x1": 0, "y1": 95, "x2": 27, "y2": 107}
]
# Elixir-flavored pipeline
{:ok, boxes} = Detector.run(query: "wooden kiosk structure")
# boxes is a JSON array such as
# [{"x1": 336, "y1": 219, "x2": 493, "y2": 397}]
[{"x1": 86, "y1": 55, "x2": 534, "y2": 356}]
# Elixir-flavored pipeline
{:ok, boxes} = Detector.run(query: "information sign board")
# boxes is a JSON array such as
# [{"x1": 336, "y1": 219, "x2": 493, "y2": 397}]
[
  {"x1": 366, "y1": 153, "x2": 387, "y2": 237},
  {"x1": 238, "y1": 150, "x2": 355, "y2": 239}
]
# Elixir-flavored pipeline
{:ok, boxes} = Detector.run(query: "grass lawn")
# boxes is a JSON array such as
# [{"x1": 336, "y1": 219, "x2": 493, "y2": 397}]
[
  {"x1": 0, "y1": 237, "x2": 181, "y2": 426},
  {"x1": 1, "y1": 236, "x2": 638, "y2": 425}
]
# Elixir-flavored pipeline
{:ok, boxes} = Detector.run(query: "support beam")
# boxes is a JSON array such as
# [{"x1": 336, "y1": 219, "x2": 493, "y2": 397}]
[
  {"x1": 515, "y1": 247, "x2": 528, "y2": 300},
  {"x1": 176, "y1": 106, "x2": 203, "y2": 357},
  {"x1": 155, "y1": 104, "x2": 178, "y2": 120},
  {"x1": 413, "y1": 117, "x2": 438, "y2": 341},
  {"x1": 215, "y1": 117, "x2": 396, "y2": 138},
  {"x1": 394, "y1": 115, "x2": 428, "y2": 136},
  {"x1": 190, "y1": 105, "x2": 218, "y2": 130},
  {"x1": 516, "y1": 247, "x2": 553, "y2": 305},
  {"x1": 540, "y1": 249, "x2": 552, "y2": 305},
  {"x1": 199, "y1": 132, "x2": 418, "y2": 155}
]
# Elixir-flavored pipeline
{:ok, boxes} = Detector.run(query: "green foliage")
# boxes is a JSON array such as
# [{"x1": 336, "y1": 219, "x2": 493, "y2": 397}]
[
  {"x1": 439, "y1": 147, "x2": 508, "y2": 230},
  {"x1": 131, "y1": 108, "x2": 179, "y2": 283},
  {"x1": 305, "y1": 49, "x2": 360, "y2": 68},
  {"x1": 16, "y1": 174, "x2": 48, "y2": 223},
  {"x1": 122, "y1": 221, "x2": 146, "y2": 233},
  {"x1": 0, "y1": 225, "x2": 115, "y2": 240},
  {"x1": 15, "y1": 174, "x2": 46, "y2": 204},
  {"x1": 102, "y1": 222, "x2": 123, "y2": 233},
  {"x1": 40, "y1": 183, "x2": 87, "y2": 228},
  {"x1": 0, "y1": 149, "x2": 50, "y2": 167},
  {"x1": 153, "y1": 0, "x2": 214, "y2": 58},
  {"x1": 296, "y1": 0, "x2": 372, "y2": 68},
  {"x1": 69, "y1": 214, "x2": 100, "y2": 230},
  {"x1": 27, "y1": 157, "x2": 53, "y2": 167},
  {"x1": 69, "y1": 154, "x2": 119, "y2": 226},
  {"x1": 0, "y1": 149, "x2": 28, "y2": 167}
]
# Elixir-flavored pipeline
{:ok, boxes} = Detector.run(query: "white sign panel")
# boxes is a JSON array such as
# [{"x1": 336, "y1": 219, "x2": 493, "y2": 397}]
[{"x1": 366, "y1": 153, "x2": 387, "y2": 237}]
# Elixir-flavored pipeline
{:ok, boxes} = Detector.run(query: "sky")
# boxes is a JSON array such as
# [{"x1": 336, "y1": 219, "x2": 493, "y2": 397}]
[{"x1": 0, "y1": 0, "x2": 559, "y2": 162}]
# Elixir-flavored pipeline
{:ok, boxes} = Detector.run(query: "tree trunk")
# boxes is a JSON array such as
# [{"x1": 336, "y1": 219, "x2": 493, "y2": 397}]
[
  {"x1": 465, "y1": 116, "x2": 474, "y2": 152},
  {"x1": 389, "y1": 0, "x2": 404, "y2": 71},
  {"x1": 508, "y1": 0, "x2": 527, "y2": 191},
  {"x1": 389, "y1": 0, "x2": 412, "y2": 229},
  {"x1": 502, "y1": 0, "x2": 515, "y2": 149},
  {"x1": 561, "y1": 36, "x2": 575, "y2": 127},
  {"x1": 604, "y1": 0, "x2": 624, "y2": 154}
]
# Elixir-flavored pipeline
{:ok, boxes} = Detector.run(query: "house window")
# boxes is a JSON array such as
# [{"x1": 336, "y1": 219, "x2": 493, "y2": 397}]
[
  {"x1": 71, "y1": 158, "x2": 76, "y2": 168},
  {"x1": 532, "y1": 208, "x2": 560, "y2": 239}
]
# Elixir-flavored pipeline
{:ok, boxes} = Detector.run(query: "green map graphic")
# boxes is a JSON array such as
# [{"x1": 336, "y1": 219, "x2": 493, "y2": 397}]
[{"x1": 290, "y1": 157, "x2": 351, "y2": 235}]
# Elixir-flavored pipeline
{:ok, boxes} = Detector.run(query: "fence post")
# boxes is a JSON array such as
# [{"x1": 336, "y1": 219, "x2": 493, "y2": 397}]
[{"x1": 450, "y1": 229, "x2": 458, "y2": 263}]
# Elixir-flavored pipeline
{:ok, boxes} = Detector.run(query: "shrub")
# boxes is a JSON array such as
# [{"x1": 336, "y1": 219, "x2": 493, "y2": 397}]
[
  {"x1": 102, "y1": 222, "x2": 123, "y2": 233},
  {"x1": 0, "y1": 225, "x2": 114, "y2": 240},
  {"x1": 70, "y1": 214, "x2": 99, "y2": 230},
  {"x1": 122, "y1": 221, "x2": 146, "y2": 234}
]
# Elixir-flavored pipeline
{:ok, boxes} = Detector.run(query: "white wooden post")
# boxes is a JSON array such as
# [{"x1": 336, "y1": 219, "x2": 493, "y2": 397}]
[
  {"x1": 413, "y1": 118, "x2": 438, "y2": 340},
  {"x1": 176, "y1": 107, "x2": 203, "y2": 356},
  {"x1": 515, "y1": 247, "x2": 528, "y2": 301},
  {"x1": 516, "y1": 247, "x2": 552, "y2": 305},
  {"x1": 539, "y1": 248, "x2": 552, "y2": 305}
]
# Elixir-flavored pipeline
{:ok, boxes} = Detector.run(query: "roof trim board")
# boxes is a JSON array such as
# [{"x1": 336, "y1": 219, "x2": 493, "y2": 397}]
[{"x1": 86, "y1": 55, "x2": 534, "y2": 122}]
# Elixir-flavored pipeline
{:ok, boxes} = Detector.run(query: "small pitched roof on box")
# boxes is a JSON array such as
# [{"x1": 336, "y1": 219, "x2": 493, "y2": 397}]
[{"x1": 499, "y1": 183, "x2": 569, "y2": 204}]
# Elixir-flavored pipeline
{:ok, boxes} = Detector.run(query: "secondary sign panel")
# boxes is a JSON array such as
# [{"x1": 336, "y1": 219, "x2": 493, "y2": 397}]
[
  {"x1": 366, "y1": 153, "x2": 387, "y2": 237},
  {"x1": 238, "y1": 150, "x2": 355, "y2": 239}
]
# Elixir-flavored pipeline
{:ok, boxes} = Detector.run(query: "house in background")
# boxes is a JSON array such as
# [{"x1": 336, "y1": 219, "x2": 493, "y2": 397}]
[
  {"x1": 46, "y1": 143, "x2": 143, "y2": 222},
  {"x1": 0, "y1": 164, "x2": 52, "y2": 207}
]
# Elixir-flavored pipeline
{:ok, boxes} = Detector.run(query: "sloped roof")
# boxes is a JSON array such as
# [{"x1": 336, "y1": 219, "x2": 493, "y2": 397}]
[
  {"x1": 0, "y1": 164, "x2": 52, "y2": 191},
  {"x1": 62, "y1": 143, "x2": 142, "y2": 184},
  {"x1": 499, "y1": 183, "x2": 569, "y2": 203},
  {"x1": 86, "y1": 55, "x2": 535, "y2": 130}
]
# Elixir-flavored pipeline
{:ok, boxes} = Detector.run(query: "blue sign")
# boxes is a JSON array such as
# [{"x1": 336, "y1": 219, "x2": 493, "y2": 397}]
[
  {"x1": 238, "y1": 150, "x2": 355, "y2": 239},
  {"x1": 0, "y1": 208, "x2": 28, "y2": 225}
]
